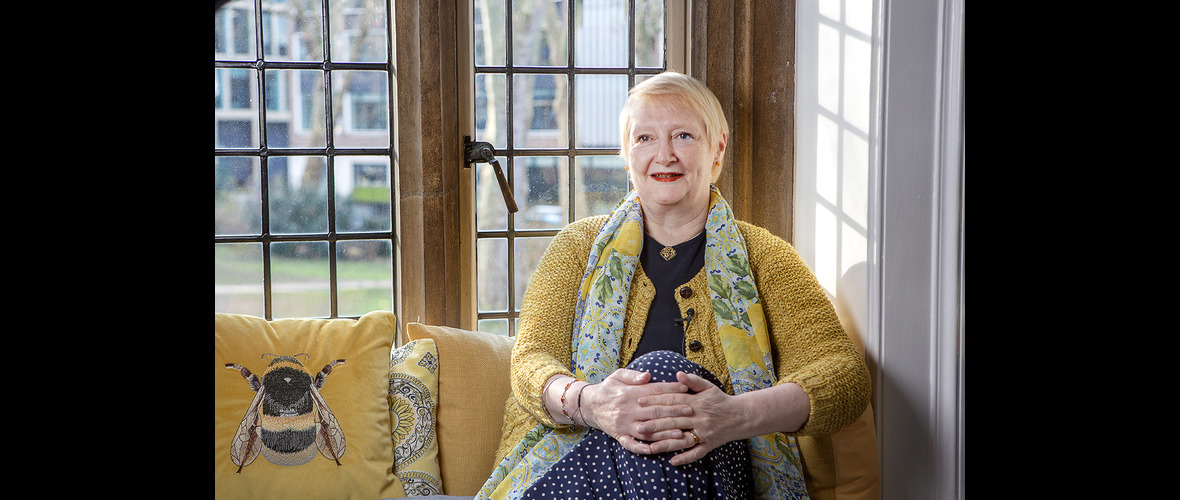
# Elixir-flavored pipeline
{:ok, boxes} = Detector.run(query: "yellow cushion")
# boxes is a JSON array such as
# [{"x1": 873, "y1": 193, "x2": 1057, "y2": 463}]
[
  {"x1": 214, "y1": 311, "x2": 405, "y2": 500},
  {"x1": 831, "y1": 403, "x2": 881, "y2": 499},
  {"x1": 405, "y1": 323, "x2": 515, "y2": 496},
  {"x1": 389, "y1": 339, "x2": 443, "y2": 495},
  {"x1": 798, "y1": 404, "x2": 882, "y2": 500}
]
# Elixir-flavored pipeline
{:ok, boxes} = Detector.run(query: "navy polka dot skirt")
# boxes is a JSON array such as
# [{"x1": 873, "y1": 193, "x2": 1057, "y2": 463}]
[{"x1": 522, "y1": 350, "x2": 752, "y2": 499}]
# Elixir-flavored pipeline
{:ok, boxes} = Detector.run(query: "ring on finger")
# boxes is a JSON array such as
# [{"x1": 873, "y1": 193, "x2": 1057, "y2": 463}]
[{"x1": 688, "y1": 430, "x2": 700, "y2": 444}]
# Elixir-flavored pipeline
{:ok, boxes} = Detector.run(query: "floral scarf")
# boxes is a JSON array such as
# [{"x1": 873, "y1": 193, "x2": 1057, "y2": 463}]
[{"x1": 478, "y1": 186, "x2": 808, "y2": 499}]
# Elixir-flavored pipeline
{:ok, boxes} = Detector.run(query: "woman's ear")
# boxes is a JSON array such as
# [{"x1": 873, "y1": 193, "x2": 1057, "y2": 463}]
[{"x1": 711, "y1": 132, "x2": 728, "y2": 180}]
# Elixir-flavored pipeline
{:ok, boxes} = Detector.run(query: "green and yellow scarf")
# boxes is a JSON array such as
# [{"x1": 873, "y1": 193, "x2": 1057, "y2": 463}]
[{"x1": 478, "y1": 186, "x2": 808, "y2": 499}]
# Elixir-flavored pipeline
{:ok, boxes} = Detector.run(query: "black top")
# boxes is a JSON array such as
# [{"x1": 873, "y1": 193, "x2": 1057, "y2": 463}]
[{"x1": 633, "y1": 230, "x2": 706, "y2": 358}]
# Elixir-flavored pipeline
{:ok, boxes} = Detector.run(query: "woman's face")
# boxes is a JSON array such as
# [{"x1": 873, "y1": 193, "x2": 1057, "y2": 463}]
[{"x1": 624, "y1": 98, "x2": 725, "y2": 217}]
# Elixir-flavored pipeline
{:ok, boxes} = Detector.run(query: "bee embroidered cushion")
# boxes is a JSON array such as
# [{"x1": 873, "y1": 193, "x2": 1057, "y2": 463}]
[
  {"x1": 388, "y1": 339, "x2": 442, "y2": 495},
  {"x1": 214, "y1": 311, "x2": 406, "y2": 500}
]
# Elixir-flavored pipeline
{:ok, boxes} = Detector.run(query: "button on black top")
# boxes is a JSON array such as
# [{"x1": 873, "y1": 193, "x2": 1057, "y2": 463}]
[
  {"x1": 688, "y1": 340, "x2": 703, "y2": 352},
  {"x1": 679, "y1": 286, "x2": 693, "y2": 298}
]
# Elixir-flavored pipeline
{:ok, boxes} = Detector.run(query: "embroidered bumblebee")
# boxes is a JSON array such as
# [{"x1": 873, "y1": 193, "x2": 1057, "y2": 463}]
[{"x1": 225, "y1": 354, "x2": 346, "y2": 473}]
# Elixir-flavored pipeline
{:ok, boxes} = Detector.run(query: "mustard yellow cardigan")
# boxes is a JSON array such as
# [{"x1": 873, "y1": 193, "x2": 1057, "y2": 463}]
[{"x1": 493, "y1": 215, "x2": 871, "y2": 498}]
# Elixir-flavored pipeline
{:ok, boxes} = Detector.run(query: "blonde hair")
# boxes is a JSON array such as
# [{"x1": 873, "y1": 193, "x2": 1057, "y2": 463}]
[{"x1": 618, "y1": 71, "x2": 729, "y2": 180}]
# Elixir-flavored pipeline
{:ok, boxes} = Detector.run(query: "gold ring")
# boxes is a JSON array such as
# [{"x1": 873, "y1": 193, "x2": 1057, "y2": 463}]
[{"x1": 688, "y1": 430, "x2": 700, "y2": 444}]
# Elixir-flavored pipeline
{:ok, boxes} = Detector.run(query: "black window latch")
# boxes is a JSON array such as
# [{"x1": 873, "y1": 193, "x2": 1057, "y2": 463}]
[{"x1": 464, "y1": 136, "x2": 518, "y2": 213}]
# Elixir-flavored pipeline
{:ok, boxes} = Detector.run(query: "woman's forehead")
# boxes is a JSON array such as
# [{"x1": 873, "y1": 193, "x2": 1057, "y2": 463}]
[{"x1": 628, "y1": 98, "x2": 706, "y2": 129}]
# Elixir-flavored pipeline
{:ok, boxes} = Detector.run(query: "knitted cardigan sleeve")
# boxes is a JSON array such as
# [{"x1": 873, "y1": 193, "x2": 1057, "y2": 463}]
[
  {"x1": 507, "y1": 216, "x2": 609, "y2": 427},
  {"x1": 740, "y1": 221, "x2": 872, "y2": 436}
]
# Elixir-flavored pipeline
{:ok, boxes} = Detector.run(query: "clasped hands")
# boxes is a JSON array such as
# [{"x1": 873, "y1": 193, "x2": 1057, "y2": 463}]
[{"x1": 564, "y1": 368, "x2": 736, "y2": 466}]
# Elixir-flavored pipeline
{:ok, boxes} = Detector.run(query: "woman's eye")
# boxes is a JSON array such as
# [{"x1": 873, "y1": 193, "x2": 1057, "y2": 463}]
[{"x1": 677, "y1": 132, "x2": 693, "y2": 140}]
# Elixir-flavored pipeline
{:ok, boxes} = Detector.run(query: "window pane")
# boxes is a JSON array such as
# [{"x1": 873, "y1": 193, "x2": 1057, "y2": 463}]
[
  {"x1": 216, "y1": 157, "x2": 263, "y2": 235},
  {"x1": 215, "y1": 69, "x2": 258, "y2": 148},
  {"x1": 574, "y1": 155, "x2": 630, "y2": 218},
  {"x1": 477, "y1": 318, "x2": 510, "y2": 336},
  {"x1": 336, "y1": 156, "x2": 392, "y2": 232},
  {"x1": 513, "y1": 73, "x2": 567, "y2": 149},
  {"x1": 475, "y1": 73, "x2": 508, "y2": 150},
  {"x1": 575, "y1": 74, "x2": 627, "y2": 149},
  {"x1": 514, "y1": 236, "x2": 553, "y2": 311},
  {"x1": 215, "y1": 6, "x2": 256, "y2": 59},
  {"x1": 634, "y1": 0, "x2": 665, "y2": 68},
  {"x1": 215, "y1": 243, "x2": 264, "y2": 316},
  {"x1": 474, "y1": 0, "x2": 506, "y2": 66},
  {"x1": 575, "y1": 0, "x2": 627, "y2": 68},
  {"x1": 270, "y1": 156, "x2": 329, "y2": 234},
  {"x1": 512, "y1": 0, "x2": 567, "y2": 67},
  {"x1": 477, "y1": 238, "x2": 509, "y2": 312},
  {"x1": 515, "y1": 156, "x2": 568, "y2": 230},
  {"x1": 271, "y1": 241, "x2": 331, "y2": 319},
  {"x1": 337, "y1": 240, "x2": 394, "y2": 316},
  {"x1": 333, "y1": 70, "x2": 389, "y2": 146},
  {"x1": 331, "y1": 0, "x2": 388, "y2": 63},
  {"x1": 476, "y1": 156, "x2": 509, "y2": 231}
]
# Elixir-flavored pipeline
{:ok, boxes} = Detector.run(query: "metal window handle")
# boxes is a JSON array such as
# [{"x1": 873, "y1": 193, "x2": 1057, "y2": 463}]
[{"x1": 464, "y1": 136, "x2": 518, "y2": 213}]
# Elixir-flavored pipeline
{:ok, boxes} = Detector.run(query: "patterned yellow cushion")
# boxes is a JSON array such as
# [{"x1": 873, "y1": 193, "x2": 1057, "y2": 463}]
[
  {"x1": 214, "y1": 311, "x2": 405, "y2": 499},
  {"x1": 405, "y1": 323, "x2": 515, "y2": 496},
  {"x1": 388, "y1": 339, "x2": 443, "y2": 495}
]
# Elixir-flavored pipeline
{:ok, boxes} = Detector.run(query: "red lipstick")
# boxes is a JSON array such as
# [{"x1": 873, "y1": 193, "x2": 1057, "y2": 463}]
[{"x1": 651, "y1": 173, "x2": 682, "y2": 182}]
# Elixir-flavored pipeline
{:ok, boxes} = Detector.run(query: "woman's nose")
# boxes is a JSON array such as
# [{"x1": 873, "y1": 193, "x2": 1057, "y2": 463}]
[{"x1": 654, "y1": 138, "x2": 677, "y2": 164}]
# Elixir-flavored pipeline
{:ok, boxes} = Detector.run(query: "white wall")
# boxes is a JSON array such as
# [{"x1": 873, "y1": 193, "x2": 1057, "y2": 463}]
[{"x1": 794, "y1": 0, "x2": 964, "y2": 499}]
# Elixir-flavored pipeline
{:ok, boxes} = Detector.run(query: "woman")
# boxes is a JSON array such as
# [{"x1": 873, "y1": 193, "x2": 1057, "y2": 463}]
[{"x1": 477, "y1": 72, "x2": 871, "y2": 499}]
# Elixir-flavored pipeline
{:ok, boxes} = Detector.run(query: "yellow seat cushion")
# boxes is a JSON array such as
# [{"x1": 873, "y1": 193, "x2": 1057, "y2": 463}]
[
  {"x1": 798, "y1": 403, "x2": 882, "y2": 500},
  {"x1": 405, "y1": 323, "x2": 515, "y2": 496},
  {"x1": 214, "y1": 311, "x2": 405, "y2": 500}
]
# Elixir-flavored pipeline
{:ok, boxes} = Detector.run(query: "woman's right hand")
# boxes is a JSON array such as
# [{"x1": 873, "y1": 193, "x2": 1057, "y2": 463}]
[{"x1": 580, "y1": 369, "x2": 693, "y2": 455}]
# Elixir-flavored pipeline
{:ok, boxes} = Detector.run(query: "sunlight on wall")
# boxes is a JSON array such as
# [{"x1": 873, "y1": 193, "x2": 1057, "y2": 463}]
[{"x1": 795, "y1": 0, "x2": 877, "y2": 347}]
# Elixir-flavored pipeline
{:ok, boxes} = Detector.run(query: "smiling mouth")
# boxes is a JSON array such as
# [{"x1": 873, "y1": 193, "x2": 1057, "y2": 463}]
[{"x1": 651, "y1": 173, "x2": 682, "y2": 182}]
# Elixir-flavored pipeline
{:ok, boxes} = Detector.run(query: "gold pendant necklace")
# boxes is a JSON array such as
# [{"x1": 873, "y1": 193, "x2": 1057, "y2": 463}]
[{"x1": 657, "y1": 229, "x2": 705, "y2": 261}]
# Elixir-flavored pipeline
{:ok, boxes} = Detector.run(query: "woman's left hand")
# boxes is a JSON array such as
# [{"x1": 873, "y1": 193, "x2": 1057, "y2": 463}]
[
  {"x1": 636, "y1": 371, "x2": 812, "y2": 466},
  {"x1": 633, "y1": 371, "x2": 739, "y2": 466}
]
